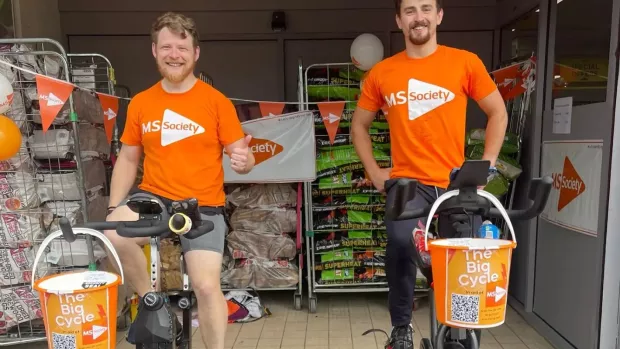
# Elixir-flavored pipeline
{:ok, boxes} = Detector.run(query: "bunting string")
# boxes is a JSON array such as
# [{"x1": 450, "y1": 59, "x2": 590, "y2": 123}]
[
  {"x1": 0, "y1": 58, "x2": 347, "y2": 105},
  {"x1": 0, "y1": 56, "x2": 537, "y2": 147}
]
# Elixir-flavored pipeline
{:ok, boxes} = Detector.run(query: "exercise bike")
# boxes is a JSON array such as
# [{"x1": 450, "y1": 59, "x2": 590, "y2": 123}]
[
  {"x1": 380, "y1": 160, "x2": 552, "y2": 349},
  {"x1": 58, "y1": 192, "x2": 215, "y2": 349}
]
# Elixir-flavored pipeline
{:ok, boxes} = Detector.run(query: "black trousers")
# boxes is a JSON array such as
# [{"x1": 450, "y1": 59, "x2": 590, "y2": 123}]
[{"x1": 385, "y1": 182, "x2": 482, "y2": 326}]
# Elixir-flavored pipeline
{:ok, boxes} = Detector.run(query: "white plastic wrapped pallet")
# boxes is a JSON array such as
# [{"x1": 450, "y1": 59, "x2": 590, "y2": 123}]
[{"x1": 220, "y1": 184, "x2": 300, "y2": 289}]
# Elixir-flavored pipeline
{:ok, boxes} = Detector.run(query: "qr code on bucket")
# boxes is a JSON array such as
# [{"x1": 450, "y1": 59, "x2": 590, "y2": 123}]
[
  {"x1": 450, "y1": 293, "x2": 480, "y2": 324},
  {"x1": 52, "y1": 333, "x2": 76, "y2": 349}
]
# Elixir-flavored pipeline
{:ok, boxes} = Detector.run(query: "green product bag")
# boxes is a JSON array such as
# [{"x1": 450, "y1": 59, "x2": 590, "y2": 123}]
[
  {"x1": 320, "y1": 269, "x2": 355, "y2": 281},
  {"x1": 316, "y1": 147, "x2": 391, "y2": 179},
  {"x1": 466, "y1": 145, "x2": 523, "y2": 180},
  {"x1": 483, "y1": 172, "x2": 510, "y2": 197},
  {"x1": 320, "y1": 248, "x2": 354, "y2": 262},
  {"x1": 466, "y1": 128, "x2": 520, "y2": 154},
  {"x1": 338, "y1": 67, "x2": 366, "y2": 82}
]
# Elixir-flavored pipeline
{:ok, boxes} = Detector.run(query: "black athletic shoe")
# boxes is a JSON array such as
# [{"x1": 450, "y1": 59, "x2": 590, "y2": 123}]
[
  {"x1": 386, "y1": 324, "x2": 414, "y2": 349},
  {"x1": 126, "y1": 296, "x2": 184, "y2": 347}
]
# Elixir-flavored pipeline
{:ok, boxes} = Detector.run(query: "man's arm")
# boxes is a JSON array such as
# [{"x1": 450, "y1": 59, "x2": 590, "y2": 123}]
[
  {"x1": 351, "y1": 106, "x2": 383, "y2": 178},
  {"x1": 108, "y1": 144, "x2": 143, "y2": 207},
  {"x1": 218, "y1": 96, "x2": 255, "y2": 175},
  {"x1": 352, "y1": 66, "x2": 390, "y2": 189},
  {"x1": 477, "y1": 90, "x2": 508, "y2": 167},
  {"x1": 108, "y1": 98, "x2": 144, "y2": 209},
  {"x1": 467, "y1": 53, "x2": 509, "y2": 167},
  {"x1": 225, "y1": 136, "x2": 255, "y2": 174}
]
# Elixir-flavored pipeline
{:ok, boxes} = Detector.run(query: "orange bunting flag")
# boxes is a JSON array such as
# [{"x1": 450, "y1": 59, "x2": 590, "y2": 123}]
[
  {"x1": 35, "y1": 75, "x2": 75, "y2": 133},
  {"x1": 490, "y1": 58, "x2": 535, "y2": 101},
  {"x1": 259, "y1": 102, "x2": 285, "y2": 117},
  {"x1": 317, "y1": 101, "x2": 345, "y2": 145},
  {"x1": 96, "y1": 93, "x2": 119, "y2": 144}
]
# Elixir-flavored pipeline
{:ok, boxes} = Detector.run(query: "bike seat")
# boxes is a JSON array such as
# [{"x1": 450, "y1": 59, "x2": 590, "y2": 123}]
[{"x1": 126, "y1": 193, "x2": 167, "y2": 216}]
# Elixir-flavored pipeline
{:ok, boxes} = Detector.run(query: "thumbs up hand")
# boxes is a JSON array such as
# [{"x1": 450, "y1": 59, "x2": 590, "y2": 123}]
[
  {"x1": 243, "y1": 134, "x2": 252, "y2": 145},
  {"x1": 229, "y1": 134, "x2": 255, "y2": 174}
]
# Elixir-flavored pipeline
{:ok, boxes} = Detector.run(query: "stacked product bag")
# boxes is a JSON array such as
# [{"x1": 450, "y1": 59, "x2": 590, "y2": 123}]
[
  {"x1": 305, "y1": 65, "x2": 399, "y2": 286},
  {"x1": 312, "y1": 195, "x2": 389, "y2": 285},
  {"x1": 305, "y1": 66, "x2": 364, "y2": 112},
  {"x1": 35, "y1": 87, "x2": 110, "y2": 269},
  {"x1": 0, "y1": 48, "x2": 47, "y2": 334},
  {"x1": 464, "y1": 129, "x2": 523, "y2": 198},
  {"x1": 0, "y1": 45, "x2": 110, "y2": 335},
  {"x1": 220, "y1": 184, "x2": 299, "y2": 289}
]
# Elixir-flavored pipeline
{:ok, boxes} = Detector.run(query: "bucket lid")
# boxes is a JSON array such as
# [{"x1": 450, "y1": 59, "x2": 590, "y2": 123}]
[
  {"x1": 35, "y1": 270, "x2": 120, "y2": 294},
  {"x1": 429, "y1": 238, "x2": 515, "y2": 250}
]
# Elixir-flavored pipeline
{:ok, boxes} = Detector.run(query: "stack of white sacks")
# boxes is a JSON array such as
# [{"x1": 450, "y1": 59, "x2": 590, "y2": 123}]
[
  {"x1": 0, "y1": 44, "x2": 110, "y2": 334},
  {"x1": 220, "y1": 184, "x2": 300, "y2": 289}
]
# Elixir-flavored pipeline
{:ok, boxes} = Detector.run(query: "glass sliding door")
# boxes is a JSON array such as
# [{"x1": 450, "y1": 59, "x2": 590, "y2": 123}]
[{"x1": 534, "y1": 0, "x2": 617, "y2": 347}]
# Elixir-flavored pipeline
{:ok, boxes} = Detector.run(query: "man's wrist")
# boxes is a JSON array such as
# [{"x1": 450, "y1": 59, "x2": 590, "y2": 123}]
[
  {"x1": 367, "y1": 166, "x2": 384, "y2": 179},
  {"x1": 481, "y1": 155, "x2": 497, "y2": 167}
]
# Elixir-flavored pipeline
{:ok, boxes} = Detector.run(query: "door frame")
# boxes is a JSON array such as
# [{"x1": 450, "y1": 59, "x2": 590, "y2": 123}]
[{"x1": 599, "y1": 0, "x2": 620, "y2": 347}]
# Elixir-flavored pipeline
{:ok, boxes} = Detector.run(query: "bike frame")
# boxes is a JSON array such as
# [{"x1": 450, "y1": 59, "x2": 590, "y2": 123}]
[
  {"x1": 421, "y1": 212, "x2": 480, "y2": 349},
  {"x1": 385, "y1": 160, "x2": 552, "y2": 349},
  {"x1": 427, "y1": 285, "x2": 479, "y2": 349},
  {"x1": 137, "y1": 207, "x2": 195, "y2": 348}
]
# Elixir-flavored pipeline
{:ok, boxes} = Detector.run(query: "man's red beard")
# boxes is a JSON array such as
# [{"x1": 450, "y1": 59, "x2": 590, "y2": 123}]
[{"x1": 157, "y1": 59, "x2": 195, "y2": 83}]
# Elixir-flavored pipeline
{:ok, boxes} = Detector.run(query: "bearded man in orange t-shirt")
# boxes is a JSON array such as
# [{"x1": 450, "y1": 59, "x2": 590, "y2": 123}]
[
  {"x1": 104, "y1": 12, "x2": 255, "y2": 349},
  {"x1": 351, "y1": 0, "x2": 508, "y2": 348}
]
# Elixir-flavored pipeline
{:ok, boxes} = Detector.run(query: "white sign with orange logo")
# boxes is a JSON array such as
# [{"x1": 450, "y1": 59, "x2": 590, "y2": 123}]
[
  {"x1": 541, "y1": 140, "x2": 603, "y2": 237},
  {"x1": 223, "y1": 110, "x2": 316, "y2": 183}
]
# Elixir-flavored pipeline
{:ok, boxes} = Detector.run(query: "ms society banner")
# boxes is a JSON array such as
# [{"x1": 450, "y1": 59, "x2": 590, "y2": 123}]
[
  {"x1": 540, "y1": 140, "x2": 603, "y2": 237},
  {"x1": 223, "y1": 111, "x2": 316, "y2": 183}
]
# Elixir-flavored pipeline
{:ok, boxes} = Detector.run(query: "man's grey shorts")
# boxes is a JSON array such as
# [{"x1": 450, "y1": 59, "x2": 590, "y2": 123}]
[{"x1": 119, "y1": 188, "x2": 228, "y2": 254}]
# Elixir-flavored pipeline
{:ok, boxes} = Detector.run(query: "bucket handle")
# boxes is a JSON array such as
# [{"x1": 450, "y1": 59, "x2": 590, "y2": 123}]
[
  {"x1": 31, "y1": 228, "x2": 125, "y2": 290},
  {"x1": 424, "y1": 189, "x2": 516, "y2": 251}
]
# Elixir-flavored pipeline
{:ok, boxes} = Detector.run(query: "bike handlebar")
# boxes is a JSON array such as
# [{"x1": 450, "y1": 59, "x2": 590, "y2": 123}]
[
  {"x1": 58, "y1": 194, "x2": 215, "y2": 242},
  {"x1": 384, "y1": 175, "x2": 553, "y2": 222}
]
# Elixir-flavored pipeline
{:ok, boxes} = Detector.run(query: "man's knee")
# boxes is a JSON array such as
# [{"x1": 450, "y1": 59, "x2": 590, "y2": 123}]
[
  {"x1": 103, "y1": 205, "x2": 145, "y2": 247},
  {"x1": 186, "y1": 250, "x2": 223, "y2": 299},
  {"x1": 387, "y1": 219, "x2": 421, "y2": 248}
]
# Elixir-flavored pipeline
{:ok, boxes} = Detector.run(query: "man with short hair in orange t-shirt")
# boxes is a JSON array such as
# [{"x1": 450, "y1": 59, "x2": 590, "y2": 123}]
[
  {"x1": 104, "y1": 12, "x2": 255, "y2": 349},
  {"x1": 351, "y1": 0, "x2": 508, "y2": 348}
]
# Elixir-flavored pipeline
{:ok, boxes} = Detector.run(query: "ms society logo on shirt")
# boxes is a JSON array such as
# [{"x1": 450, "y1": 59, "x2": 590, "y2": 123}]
[
  {"x1": 383, "y1": 78, "x2": 455, "y2": 121},
  {"x1": 141, "y1": 109, "x2": 206, "y2": 146}
]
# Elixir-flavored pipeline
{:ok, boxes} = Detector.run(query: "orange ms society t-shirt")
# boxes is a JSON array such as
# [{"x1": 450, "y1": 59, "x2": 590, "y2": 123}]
[
  {"x1": 358, "y1": 45, "x2": 498, "y2": 189},
  {"x1": 120, "y1": 80, "x2": 245, "y2": 207}
]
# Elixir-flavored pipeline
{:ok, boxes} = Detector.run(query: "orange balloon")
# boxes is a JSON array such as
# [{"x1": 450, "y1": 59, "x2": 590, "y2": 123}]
[{"x1": 0, "y1": 115, "x2": 21, "y2": 161}]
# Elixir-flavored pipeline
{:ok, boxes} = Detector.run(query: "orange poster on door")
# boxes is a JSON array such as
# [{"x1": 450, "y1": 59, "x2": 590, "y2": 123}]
[
  {"x1": 35, "y1": 75, "x2": 75, "y2": 133},
  {"x1": 317, "y1": 101, "x2": 345, "y2": 145},
  {"x1": 96, "y1": 92, "x2": 119, "y2": 144}
]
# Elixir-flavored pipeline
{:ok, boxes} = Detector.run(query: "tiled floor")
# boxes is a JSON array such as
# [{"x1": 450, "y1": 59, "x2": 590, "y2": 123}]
[{"x1": 17, "y1": 291, "x2": 554, "y2": 349}]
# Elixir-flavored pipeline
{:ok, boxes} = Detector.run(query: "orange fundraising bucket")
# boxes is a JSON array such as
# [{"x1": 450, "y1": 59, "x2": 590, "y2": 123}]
[
  {"x1": 423, "y1": 189, "x2": 517, "y2": 329},
  {"x1": 31, "y1": 228, "x2": 125, "y2": 349}
]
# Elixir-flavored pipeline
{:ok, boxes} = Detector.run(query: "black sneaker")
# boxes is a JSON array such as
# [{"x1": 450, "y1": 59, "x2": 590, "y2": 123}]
[
  {"x1": 386, "y1": 324, "x2": 414, "y2": 349},
  {"x1": 126, "y1": 296, "x2": 184, "y2": 347}
]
